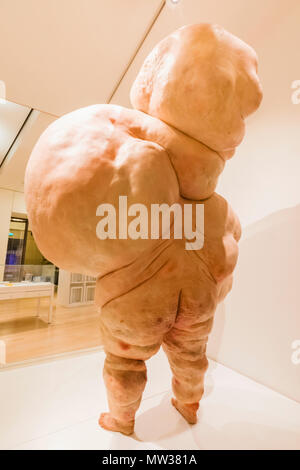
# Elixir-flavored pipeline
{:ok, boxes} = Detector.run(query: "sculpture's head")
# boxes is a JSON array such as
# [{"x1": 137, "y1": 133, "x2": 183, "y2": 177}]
[{"x1": 131, "y1": 23, "x2": 262, "y2": 157}]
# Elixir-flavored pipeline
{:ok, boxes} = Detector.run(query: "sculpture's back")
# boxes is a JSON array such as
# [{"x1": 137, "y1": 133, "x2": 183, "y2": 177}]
[{"x1": 25, "y1": 23, "x2": 262, "y2": 435}]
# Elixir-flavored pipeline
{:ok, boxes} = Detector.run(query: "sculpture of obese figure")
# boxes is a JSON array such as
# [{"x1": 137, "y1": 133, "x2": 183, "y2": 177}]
[{"x1": 25, "y1": 24, "x2": 262, "y2": 435}]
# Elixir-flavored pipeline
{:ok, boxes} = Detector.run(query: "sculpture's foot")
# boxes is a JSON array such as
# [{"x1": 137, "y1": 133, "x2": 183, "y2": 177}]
[
  {"x1": 171, "y1": 398, "x2": 199, "y2": 424},
  {"x1": 98, "y1": 413, "x2": 134, "y2": 435}
]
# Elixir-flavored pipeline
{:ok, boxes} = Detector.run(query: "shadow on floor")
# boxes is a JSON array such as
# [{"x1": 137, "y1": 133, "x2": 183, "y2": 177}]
[{"x1": 108, "y1": 391, "x2": 300, "y2": 450}]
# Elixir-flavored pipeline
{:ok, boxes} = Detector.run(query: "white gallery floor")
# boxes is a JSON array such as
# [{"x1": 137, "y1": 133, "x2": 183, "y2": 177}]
[{"x1": 0, "y1": 349, "x2": 299, "y2": 450}]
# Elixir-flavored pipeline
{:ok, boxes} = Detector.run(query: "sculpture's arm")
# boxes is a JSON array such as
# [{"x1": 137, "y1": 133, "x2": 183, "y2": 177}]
[{"x1": 25, "y1": 105, "x2": 180, "y2": 277}]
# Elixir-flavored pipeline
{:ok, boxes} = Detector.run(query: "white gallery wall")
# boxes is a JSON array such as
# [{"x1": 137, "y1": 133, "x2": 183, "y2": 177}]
[
  {"x1": 0, "y1": 0, "x2": 164, "y2": 116},
  {"x1": 112, "y1": 0, "x2": 300, "y2": 402}
]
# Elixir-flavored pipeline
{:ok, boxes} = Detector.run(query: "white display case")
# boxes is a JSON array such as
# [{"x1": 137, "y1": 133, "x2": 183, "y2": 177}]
[
  {"x1": 57, "y1": 270, "x2": 96, "y2": 307},
  {"x1": 0, "y1": 281, "x2": 54, "y2": 323}
]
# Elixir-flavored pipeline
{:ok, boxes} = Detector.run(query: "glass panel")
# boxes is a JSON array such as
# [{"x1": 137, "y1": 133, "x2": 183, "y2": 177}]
[
  {"x1": 5, "y1": 219, "x2": 27, "y2": 275},
  {"x1": 0, "y1": 100, "x2": 31, "y2": 166},
  {"x1": 69, "y1": 286, "x2": 83, "y2": 304},
  {"x1": 0, "y1": 264, "x2": 55, "y2": 284},
  {"x1": 85, "y1": 285, "x2": 95, "y2": 302},
  {"x1": 71, "y1": 273, "x2": 84, "y2": 283}
]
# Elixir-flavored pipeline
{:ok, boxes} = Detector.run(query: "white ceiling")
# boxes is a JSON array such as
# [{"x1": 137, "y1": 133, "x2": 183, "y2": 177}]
[{"x1": 0, "y1": 0, "x2": 164, "y2": 116}]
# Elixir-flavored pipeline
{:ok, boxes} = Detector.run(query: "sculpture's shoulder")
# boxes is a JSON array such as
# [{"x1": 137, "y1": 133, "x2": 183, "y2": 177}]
[
  {"x1": 29, "y1": 104, "x2": 146, "y2": 154},
  {"x1": 24, "y1": 103, "x2": 180, "y2": 277},
  {"x1": 25, "y1": 103, "x2": 170, "y2": 200}
]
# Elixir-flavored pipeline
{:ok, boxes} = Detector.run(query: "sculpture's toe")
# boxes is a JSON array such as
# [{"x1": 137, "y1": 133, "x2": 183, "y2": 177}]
[
  {"x1": 98, "y1": 412, "x2": 134, "y2": 435},
  {"x1": 171, "y1": 398, "x2": 199, "y2": 424}
]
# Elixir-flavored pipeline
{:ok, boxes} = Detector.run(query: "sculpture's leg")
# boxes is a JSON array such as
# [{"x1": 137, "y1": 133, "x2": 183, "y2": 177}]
[
  {"x1": 162, "y1": 316, "x2": 213, "y2": 424},
  {"x1": 99, "y1": 351, "x2": 148, "y2": 435},
  {"x1": 98, "y1": 311, "x2": 163, "y2": 435},
  {"x1": 97, "y1": 269, "x2": 180, "y2": 435}
]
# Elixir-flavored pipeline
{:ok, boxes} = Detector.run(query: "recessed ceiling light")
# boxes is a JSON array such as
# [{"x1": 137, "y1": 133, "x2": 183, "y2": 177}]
[{"x1": 171, "y1": 0, "x2": 180, "y2": 3}]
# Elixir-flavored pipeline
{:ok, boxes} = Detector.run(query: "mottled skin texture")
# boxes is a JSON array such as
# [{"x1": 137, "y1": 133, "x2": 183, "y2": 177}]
[{"x1": 25, "y1": 24, "x2": 262, "y2": 435}]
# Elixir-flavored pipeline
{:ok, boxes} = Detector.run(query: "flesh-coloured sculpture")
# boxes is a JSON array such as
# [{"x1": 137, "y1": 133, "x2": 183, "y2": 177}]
[{"x1": 25, "y1": 24, "x2": 262, "y2": 435}]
